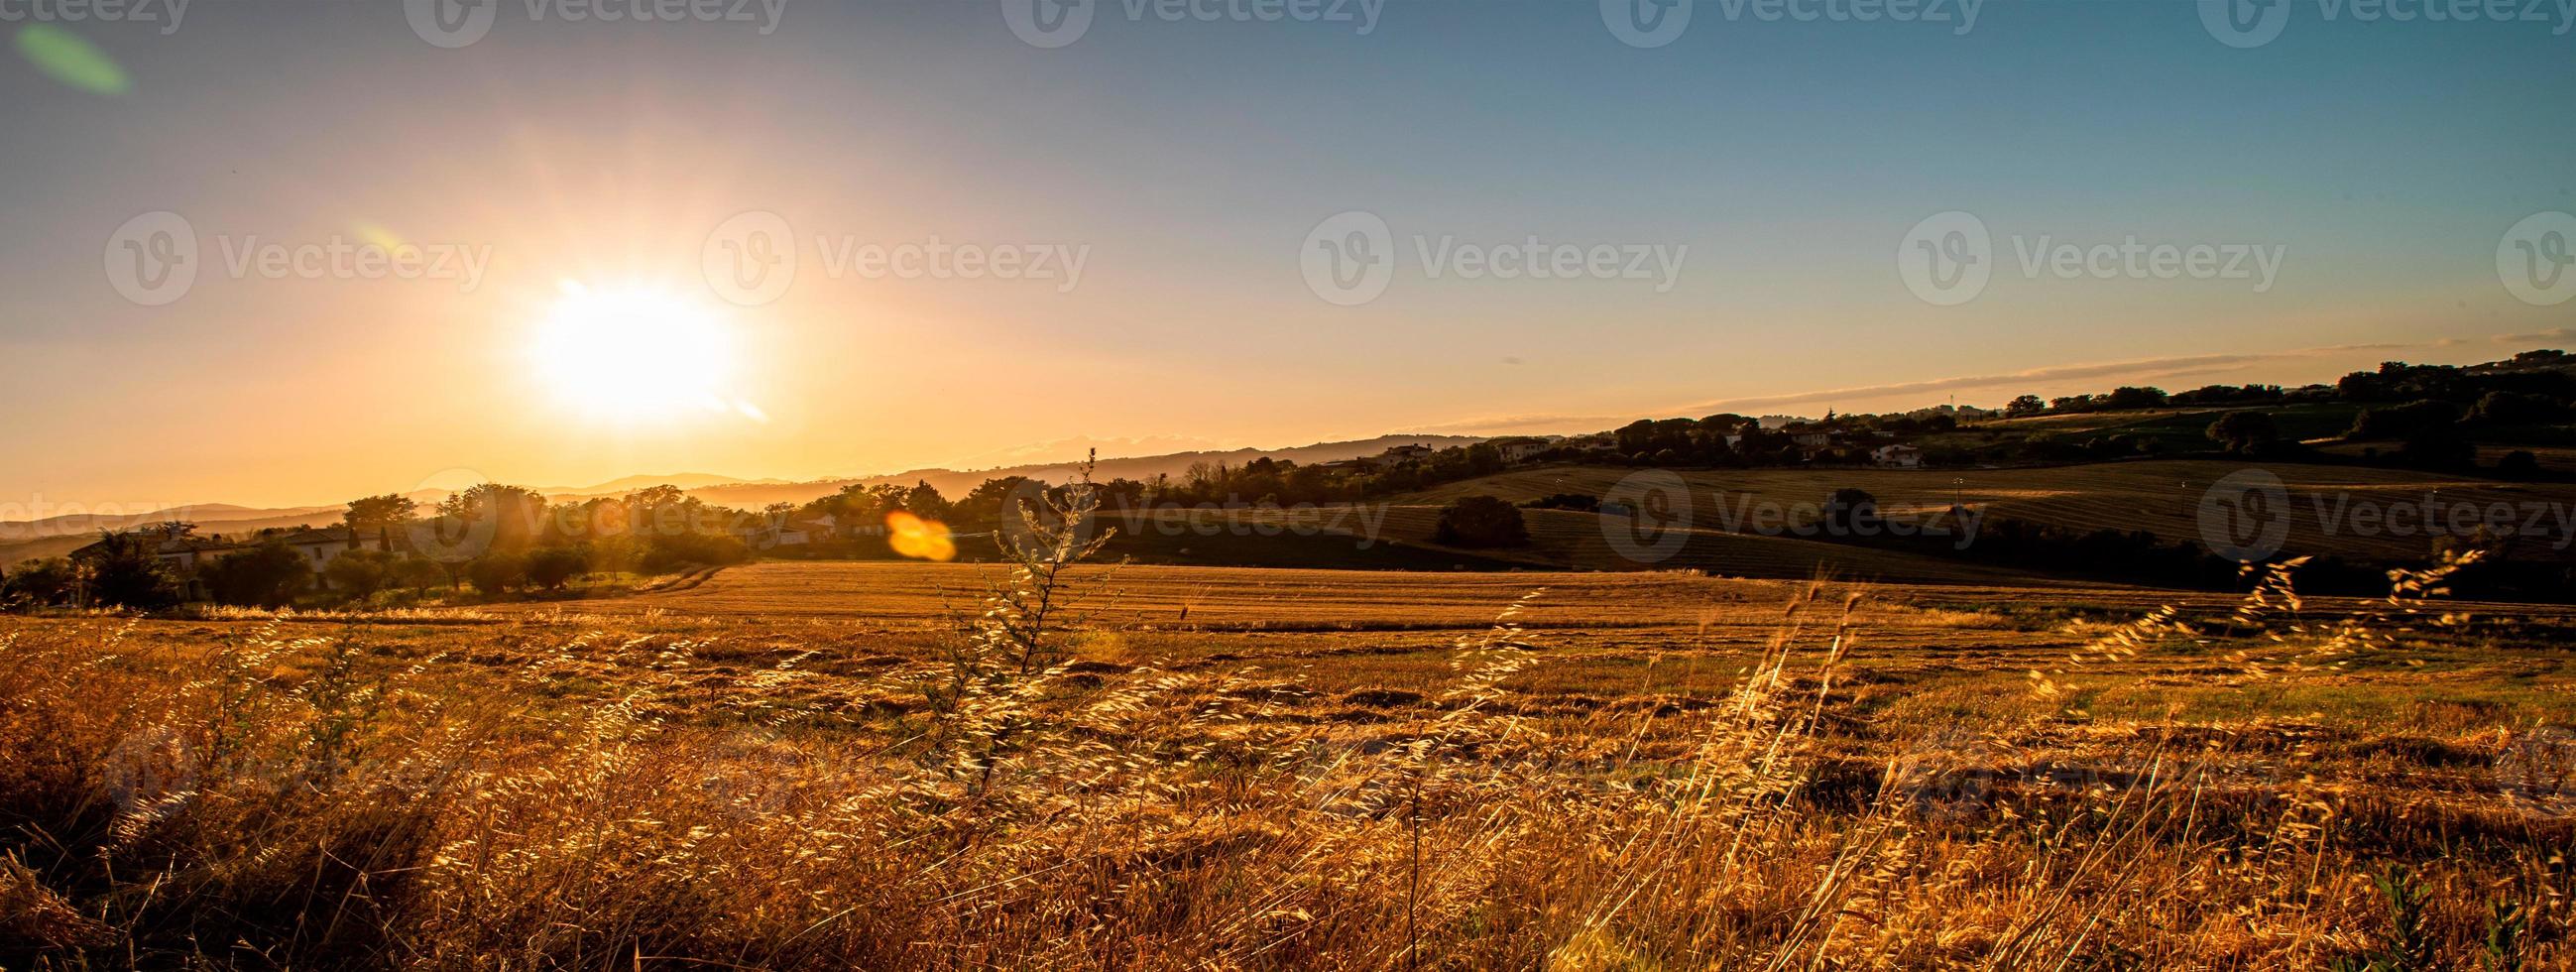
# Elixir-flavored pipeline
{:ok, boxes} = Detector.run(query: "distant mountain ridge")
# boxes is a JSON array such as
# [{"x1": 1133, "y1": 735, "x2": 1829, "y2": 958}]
[
  {"x1": 571, "y1": 434, "x2": 1493, "y2": 510},
  {"x1": 0, "y1": 504, "x2": 343, "y2": 542},
  {"x1": 0, "y1": 506, "x2": 350, "y2": 571},
  {"x1": 538, "y1": 472, "x2": 794, "y2": 495}
]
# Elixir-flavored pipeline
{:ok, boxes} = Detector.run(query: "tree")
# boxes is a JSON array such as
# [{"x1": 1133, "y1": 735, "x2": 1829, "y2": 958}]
[
  {"x1": 2470, "y1": 391, "x2": 2569, "y2": 425},
  {"x1": 2005, "y1": 395, "x2": 2047, "y2": 417},
  {"x1": 343, "y1": 493, "x2": 417, "y2": 537},
  {"x1": 1, "y1": 558, "x2": 77, "y2": 608},
  {"x1": 1823, "y1": 488, "x2": 1878, "y2": 535},
  {"x1": 2347, "y1": 400, "x2": 2461, "y2": 440},
  {"x1": 322, "y1": 548, "x2": 394, "y2": 599},
  {"x1": 202, "y1": 542, "x2": 310, "y2": 608},
  {"x1": 466, "y1": 551, "x2": 527, "y2": 596},
  {"x1": 2101, "y1": 386, "x2": 2169, "y2": 411},
  {"x1": 441, "y1": 483, "x2": 548, "y2": 551},
  {"x1": 900, "y1": 481, "x2": 953, "y2": 523},
  {"x1": 80, "y1": 532, "x2": 183, "y2": 610},
  {"x1": 641, "y1": 532, "x2": 751, "y2": 573},
  {"x1": 524, "y1": 547, "x2": 588, "y2": 591},
  {"x1": 623, "y1": 484, "x2": 687, "y2": 511},
  {"x1": 1432, "y1": 496, "x2": 1530, "y2": 548},
  {"x1": 392, "y1": 555, "x2": 447, "y2": 596},
  {"x1": 2496, "y1": 449, "x2": 2543, "y2": 480},
  {"x1": 959, "y1": 476, "x2": 1035, "y2": 524},
  {"x1": 2206, "y1": 411, "x2": 2281, "y2": 454}
]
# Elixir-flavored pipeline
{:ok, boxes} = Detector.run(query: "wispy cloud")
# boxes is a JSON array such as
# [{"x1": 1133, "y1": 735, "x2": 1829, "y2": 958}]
[{"x1": 2494, "y1": 327, "x2": 2576, "y2": 344}]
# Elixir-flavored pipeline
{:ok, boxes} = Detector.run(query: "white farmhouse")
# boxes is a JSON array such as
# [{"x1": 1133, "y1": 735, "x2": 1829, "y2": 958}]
[{"x1": 1871, "y1": 444, "x2": 1925, "y2": 469}]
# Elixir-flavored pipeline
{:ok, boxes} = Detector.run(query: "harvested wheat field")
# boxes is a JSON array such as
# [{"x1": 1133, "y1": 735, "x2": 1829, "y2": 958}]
[{"x1": 6, "y1": 553, "x2": 2576, "y2": 969}]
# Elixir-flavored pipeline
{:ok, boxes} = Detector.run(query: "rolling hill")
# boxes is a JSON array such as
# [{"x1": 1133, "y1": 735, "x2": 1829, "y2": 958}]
[
  {"x1": 566, "y1": 434, "x2": 1490, "y2": 510},
  {"x1": 0, "y1": 506, "x2": 348, "y2": 568},
  {"x1": 1405, "y1": 459, "x2": 2576, "y2": 564}
]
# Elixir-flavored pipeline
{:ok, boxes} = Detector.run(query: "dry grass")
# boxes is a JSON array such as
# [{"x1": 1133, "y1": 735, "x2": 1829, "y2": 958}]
[{"x1": 3, "y1": 547, "x2": 2574, "y2": 968}]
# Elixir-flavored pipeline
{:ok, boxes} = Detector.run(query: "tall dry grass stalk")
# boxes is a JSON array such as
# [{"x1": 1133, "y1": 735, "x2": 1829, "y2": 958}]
[{"x1": 1, "y1": 523, "x2": 2568, "y2": 968}]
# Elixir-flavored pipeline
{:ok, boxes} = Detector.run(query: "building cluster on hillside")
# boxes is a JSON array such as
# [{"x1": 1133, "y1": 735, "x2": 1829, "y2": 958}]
[
  {"x1": 1548, "y1": 422, "x2": 1928, "y2": 469},
  {"x1": 736, "y1": 514, "x2": 838, "y2": 549},
  {"x1": 71, "y1": 523, "x2": 392, "y2": 599}
]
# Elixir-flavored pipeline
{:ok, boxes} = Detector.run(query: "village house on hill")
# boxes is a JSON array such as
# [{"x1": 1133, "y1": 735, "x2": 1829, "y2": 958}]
[
  {"x1": 72, "y1": 523, "x2": 394, "y2": 600},
  {"x1": 1871, "y1": 444, "x2": 1925, "y2": 468}
]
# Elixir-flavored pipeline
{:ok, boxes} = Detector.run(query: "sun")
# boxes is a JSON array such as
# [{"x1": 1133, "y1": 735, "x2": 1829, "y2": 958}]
[{"x1": 528, "y1": 282, "x2": 742, "y2": 420}]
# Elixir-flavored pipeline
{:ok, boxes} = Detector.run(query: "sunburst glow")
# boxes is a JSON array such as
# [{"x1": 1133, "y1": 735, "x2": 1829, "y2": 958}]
[{"x1": 529, "y1": 282, "x2": 741, "y2": 420}]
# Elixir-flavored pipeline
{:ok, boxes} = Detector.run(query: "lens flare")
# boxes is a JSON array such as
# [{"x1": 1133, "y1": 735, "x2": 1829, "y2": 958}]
[
  {"x1": 16, "y1": 26, "x2": 128, "y2": 95},
  {"x1": 886, "y1": 511, "x2": 957, "y2": 561}
]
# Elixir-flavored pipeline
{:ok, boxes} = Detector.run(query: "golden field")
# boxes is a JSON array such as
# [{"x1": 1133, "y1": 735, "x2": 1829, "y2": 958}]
[{"x1": 5, "y1": 557, "x2": 2575, "y2": 968}]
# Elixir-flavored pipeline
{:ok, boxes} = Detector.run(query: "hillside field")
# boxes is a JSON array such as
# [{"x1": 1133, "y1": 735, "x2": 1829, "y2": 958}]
[{"x1": 1406, "y1": 459, "x2": 2576, "y2": 565}]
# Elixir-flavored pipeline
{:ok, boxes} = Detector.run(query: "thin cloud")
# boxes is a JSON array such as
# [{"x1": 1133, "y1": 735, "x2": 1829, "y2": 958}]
[{"x1": 2494, "y1": 327, "x2": 2576, "y2": 344}]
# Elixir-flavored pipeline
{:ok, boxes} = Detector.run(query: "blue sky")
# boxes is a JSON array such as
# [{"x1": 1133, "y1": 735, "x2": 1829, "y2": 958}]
[{"x1": 2, "y1": 0, "x2": 2572, "y2": 505}]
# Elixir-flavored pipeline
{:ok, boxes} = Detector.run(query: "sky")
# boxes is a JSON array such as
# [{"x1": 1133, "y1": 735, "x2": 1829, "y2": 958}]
[{"x1": 2, "y1": 0, "x2": 2572, "y2": 509}]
